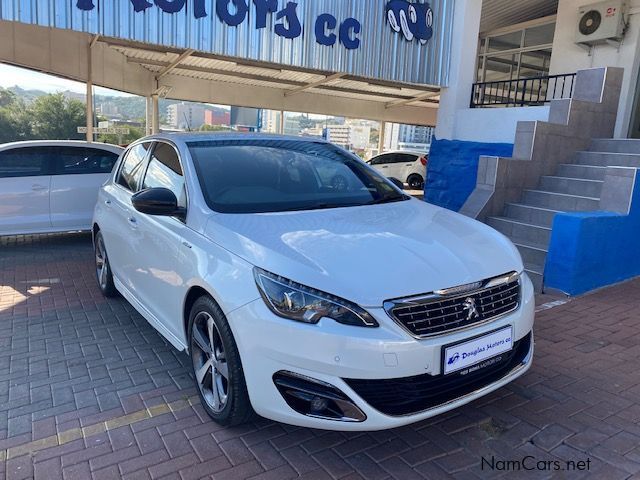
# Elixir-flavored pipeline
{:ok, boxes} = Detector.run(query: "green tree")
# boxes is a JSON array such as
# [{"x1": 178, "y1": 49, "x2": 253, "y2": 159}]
[
  {"x1": 30, "y1": 93, "x2": 86, "y2": 140},
  {"x1": 199, "y1": 124, "x2": 233, "y2": 132},
  {"x1": 0, "y1": 88, "x2": 17, "y2": 108},
  {"x1": 0, "y1": 87, "x2": 33, "y2": 143},
  {"x1": 97, "y1": 126, "x2": 145, "y2": 146},
  {"x1": 370, "y1": 128, "x2": 379, "y2": 146}
]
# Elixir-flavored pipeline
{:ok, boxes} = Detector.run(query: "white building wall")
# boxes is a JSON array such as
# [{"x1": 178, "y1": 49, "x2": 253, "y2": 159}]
[
  {"x1": 435, "y1": 0, "x2": 483, "y2": 142},
  {"x1": 549, "y1": 0, "x2": 640, "y2": 137},
  {"x1": 448, "y1": 106, "x2": 551, "y2": 143},
  {"x1": 436, "y1": 0, "x2": 640, "y2": 143}
]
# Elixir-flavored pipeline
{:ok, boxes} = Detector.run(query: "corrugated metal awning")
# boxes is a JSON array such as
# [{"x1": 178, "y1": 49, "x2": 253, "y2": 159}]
[
  {"x1": 103, "y1": 38, "x2": 441, "y2": 109},
  {"x1": 481, "y1": 0, "x2": 558, "y2": 33}
]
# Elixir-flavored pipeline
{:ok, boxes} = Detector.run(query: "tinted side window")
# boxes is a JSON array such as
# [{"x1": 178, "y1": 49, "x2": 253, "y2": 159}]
[
  {"x1": 142, "y1": 143, "x2": 187, "y2": 209},
  {"x1": 0, "y1": 147, "x2": 50, "y2": 178},
  {"x1": 396, "y1": 153, "x2": 418, "y2": 163},
  {"x1": 370, "y1": 154, "x2": 392, "y2": 166},
  {"x1": 56, "y1": 147, "x2": 120, "y2": 175},
  {"x1": 117, "y1": 143, "x2": 151, "y2": 192}
]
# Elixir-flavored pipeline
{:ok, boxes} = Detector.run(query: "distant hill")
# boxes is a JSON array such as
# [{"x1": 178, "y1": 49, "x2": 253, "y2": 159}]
[{"x1": 6, "y1": 86, "x2": 230, "y2": 123}]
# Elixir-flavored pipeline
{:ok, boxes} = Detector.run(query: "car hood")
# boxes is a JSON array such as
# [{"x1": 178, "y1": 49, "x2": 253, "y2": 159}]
[{"x1": 204, "y1": 199, "x2": 523, "y2": 307}]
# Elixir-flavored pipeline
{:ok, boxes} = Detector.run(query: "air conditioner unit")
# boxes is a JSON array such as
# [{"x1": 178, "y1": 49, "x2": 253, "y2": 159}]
[{"x1": 575, "y1": 0, "x2": 626, "y2": 45}]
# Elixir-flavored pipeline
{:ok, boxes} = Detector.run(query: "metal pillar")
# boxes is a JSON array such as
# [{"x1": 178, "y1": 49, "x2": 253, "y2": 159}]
[
  {"x1": 378, "y1": 121, "x2": 386, "y2": 154},
  {"x1": 145, "y1": 96, "x2": 153, "y2": 135},
  {"x1": 152, "y1": 94, "x2": 160, "y2": 134},
  {"x1": 86, "y1": 40, "x2": 95, "y2": 142},
  {"x1": 278, "y1": 110, "x2": 284, "y2": 134}
]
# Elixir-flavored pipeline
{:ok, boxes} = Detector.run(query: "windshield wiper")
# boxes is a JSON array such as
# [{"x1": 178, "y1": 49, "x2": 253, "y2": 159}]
[{"x1": 365, "y1": 194, "x2": 410, "y2": 206}]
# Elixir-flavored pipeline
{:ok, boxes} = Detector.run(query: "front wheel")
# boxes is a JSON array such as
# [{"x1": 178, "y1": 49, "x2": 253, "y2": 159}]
[
  {"x1": 407, "y1": 174, "x2": 424, "y2": 190},
  {"x1": 189, "y1": 296, "x2": 253, "y2": 426},
  {"x1": 94, "y1": 230, "x2": 117, "y2": 297}
]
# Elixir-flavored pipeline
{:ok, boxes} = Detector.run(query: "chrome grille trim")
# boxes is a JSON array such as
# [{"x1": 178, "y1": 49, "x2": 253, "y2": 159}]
[{"x1": 384, "y1": 272, "x2": 521, "y2": 339}]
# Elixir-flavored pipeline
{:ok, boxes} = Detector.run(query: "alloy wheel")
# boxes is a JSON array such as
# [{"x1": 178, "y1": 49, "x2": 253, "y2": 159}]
[
  {"x1": 191, "y1": 312, "x2": 230, "y2": 413},
  {"x1": 95, "y1": 236, "x2": 109, "y2": 290}
]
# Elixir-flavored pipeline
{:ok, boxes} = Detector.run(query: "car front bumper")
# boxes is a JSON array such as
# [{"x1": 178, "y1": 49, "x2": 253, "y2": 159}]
[{"x1": 226, "y1": 273, "x2": 536, "y2": 431}]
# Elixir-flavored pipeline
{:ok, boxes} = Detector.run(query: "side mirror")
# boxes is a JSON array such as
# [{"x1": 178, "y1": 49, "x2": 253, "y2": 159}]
[
  {"x1": 388, "y1": 177, "x2": 405, "y2": 190},
  {"x1": 131, "y1": 188, "x2": 184, "y2": 217}
]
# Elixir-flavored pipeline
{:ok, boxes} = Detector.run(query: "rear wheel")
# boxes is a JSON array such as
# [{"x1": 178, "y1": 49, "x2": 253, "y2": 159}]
[
  {"x1": 189, "y1": 296, "x2": 253, "y2": 426},
  {"x1": 94, "y1": 230, "x2": 117, "y2": 297},
  {"x1": 407, "y1": 174, "x2": 424, "y2": 190}
]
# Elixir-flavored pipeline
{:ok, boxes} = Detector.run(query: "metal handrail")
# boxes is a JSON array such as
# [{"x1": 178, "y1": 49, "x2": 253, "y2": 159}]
[{"x1": 470, "y1": 73, "x2": 576, "y2": 108}]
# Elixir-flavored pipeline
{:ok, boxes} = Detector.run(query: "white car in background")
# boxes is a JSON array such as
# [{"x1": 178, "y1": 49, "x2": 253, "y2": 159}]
[
  {"x1": 368, "y1": 150, "x2": 427, "y2": 189},
  {"x1": 0, "y1": 140, "x2": 123, "y2": 236},
  {"x1": 93, "y1": 133, "x2": 534, "y2": 431}
]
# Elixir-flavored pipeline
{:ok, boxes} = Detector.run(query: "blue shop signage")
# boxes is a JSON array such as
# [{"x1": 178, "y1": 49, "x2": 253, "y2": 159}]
[{"x1": 76, "y1": 0, "x2": 433, "y2": 50}]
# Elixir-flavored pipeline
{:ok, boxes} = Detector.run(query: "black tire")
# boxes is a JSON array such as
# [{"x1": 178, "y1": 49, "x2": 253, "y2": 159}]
[
  {"x1": 188, "y1": 296, "x2": 253, "y2": 426},
  {"x1": 407, "y1": 174, "x2": 424, "y2": 190},
  {"x1": 94, "y1": 230, "x2": 118, "y2": 298}
]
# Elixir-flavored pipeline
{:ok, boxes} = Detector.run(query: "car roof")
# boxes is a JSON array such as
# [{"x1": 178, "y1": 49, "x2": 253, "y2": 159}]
[
  {"x1": 373, "y1": 150, "x2": 426, "y2": 157},
  {"x1": 0, "y1": 140, "x2": 124, "y2": 153},
  {"x1": 140, "y1": 132, "x2": 330, "y2": 145}
]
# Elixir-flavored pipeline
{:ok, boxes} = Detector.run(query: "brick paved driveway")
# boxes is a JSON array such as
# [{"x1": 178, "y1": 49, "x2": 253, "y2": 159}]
[{"x1": 1, "y1": 233, "x2": 640, "y2": 480}]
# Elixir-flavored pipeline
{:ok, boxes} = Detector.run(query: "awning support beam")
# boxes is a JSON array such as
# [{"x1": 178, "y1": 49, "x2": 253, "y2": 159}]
[
  {"x1": 156, "y1": 48, "x2": 195, "y2": 79},
  {"x1": 284, "y1": 73, "x2": 345, "y2": 97},
  {"x1": 386, "y1": 90, "x2": 440, "y2": 108}
]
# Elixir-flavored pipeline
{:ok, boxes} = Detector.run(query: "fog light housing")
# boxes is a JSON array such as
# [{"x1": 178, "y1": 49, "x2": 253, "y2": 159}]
[
  {"x1": 273, "y1": 371, "x2": 366, "y2": 422},
  {"x1": 310, "y1": 396, "x2": 329, "y2": 413}
]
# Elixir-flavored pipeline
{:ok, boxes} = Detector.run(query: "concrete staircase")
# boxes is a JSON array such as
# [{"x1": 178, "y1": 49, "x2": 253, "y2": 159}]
[{"x1": 486, "y1": 138, "x2": 640, "y2": 291}]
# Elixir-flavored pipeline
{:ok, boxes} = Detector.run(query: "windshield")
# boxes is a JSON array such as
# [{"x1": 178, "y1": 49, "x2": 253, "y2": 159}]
[{"x1": 188, "y1": 140, "x2": 409, "y2": 214}]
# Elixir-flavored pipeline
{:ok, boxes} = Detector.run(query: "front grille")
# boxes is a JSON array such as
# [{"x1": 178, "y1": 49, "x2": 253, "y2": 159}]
[
  {"x1": 344, "y1": 333, "x2": 531, "y2": 417},
  {"x1": 384, "y1": 275, "x2": 520, "y2": 337}
]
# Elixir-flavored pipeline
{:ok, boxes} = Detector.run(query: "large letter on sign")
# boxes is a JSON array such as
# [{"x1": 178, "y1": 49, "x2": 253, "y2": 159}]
[
  {"x1": 129, "y1": 0, "x2": 153, "y2": 12},
  {"x1": 155, "y1": 0, "x2": 186, "y2": 13},
  {"x1": 253, "y1": 0, "x2": 278, "y2": 28},
  {"x1": 193, "y1": 0, "x2": 207, "y2": 17},
  {"x1": 216, "y1": 0, "x2": 249, "y2": 26},
  {"x1": 274, "y1": 2, "x2": 302, "y2": 39},
  {"x1": 315, "y1": 13, "x2": 337, "y2": 46},
  {"x1": 77, "y1": 0, "x2": 95, "y2": 10},
  {"x1": 340, "y1": 18, "x2": 361, "y2": 49}
]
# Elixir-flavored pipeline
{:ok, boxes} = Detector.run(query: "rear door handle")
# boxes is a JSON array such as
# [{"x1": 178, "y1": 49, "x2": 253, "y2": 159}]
[
  {"x1": 104, "y1": 199, "x2": 112, "y2": 206},
  {"x1": 127, "y1": 216, "x2": 138, "y2": 226},
  {"x1": 381, "y1": 165, "x2": 389, "y2": 169}
]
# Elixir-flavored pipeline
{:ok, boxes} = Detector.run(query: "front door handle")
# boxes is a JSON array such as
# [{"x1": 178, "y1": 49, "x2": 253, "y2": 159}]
[
  {"x1": 127, "y1": 216, "x2": 137, "y2": 226},
  {"x1": 381, "y1": 165, "x2": 389, "y2": 169},
  {"x1": 104, "y1": 199, "x2": 112, "y2": 206},
  {"x1": 31, "y1": 184, "x2": 47, "y2": 191}
]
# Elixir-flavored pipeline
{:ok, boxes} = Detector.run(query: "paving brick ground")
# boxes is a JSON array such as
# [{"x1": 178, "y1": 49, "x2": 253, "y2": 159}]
[{"x1": 1, "y1": 233, "x2": 640, "y2": 479}]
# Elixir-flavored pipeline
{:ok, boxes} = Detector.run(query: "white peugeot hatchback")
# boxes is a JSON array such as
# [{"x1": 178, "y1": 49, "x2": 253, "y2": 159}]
[{"x1": 93, "y1": 133, "x2": 534, "y2": 431}]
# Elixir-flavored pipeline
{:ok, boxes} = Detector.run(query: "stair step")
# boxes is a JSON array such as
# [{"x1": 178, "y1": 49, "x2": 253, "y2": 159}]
[
  {"x1": 538, "y1": 175, "x2": 604, "y2": 198},
  {"x1": 575, "y1": 151, "x2": 640, "y2": 167},
  {"x1": 487, "y1": 217, "x2": 552, "y2": 246},
  {"x1": 504, "y1": 203, "x2": 560, "y2": 228},
  {"x1": 590, "y1": 138, "x2": 640, "y2": 154},
  {"x1": 514, "y1": 241, "x2": 548, "y2": 267},
  {"x1": 522, "y1": 190, "x2": 600, "y2": 211},
  {"x1": 557, "y1": 164, "x2": 607, "y2": 181}
]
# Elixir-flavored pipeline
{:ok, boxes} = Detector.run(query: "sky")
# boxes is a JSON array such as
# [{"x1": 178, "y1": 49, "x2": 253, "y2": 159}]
[{"x1": 0, "y1": 63, "x2": 134, "y2": 97}]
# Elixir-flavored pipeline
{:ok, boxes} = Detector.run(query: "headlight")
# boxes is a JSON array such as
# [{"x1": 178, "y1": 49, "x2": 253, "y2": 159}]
[{"x1": 254, "y1": 268, "x2": 378, "y2": 328}]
